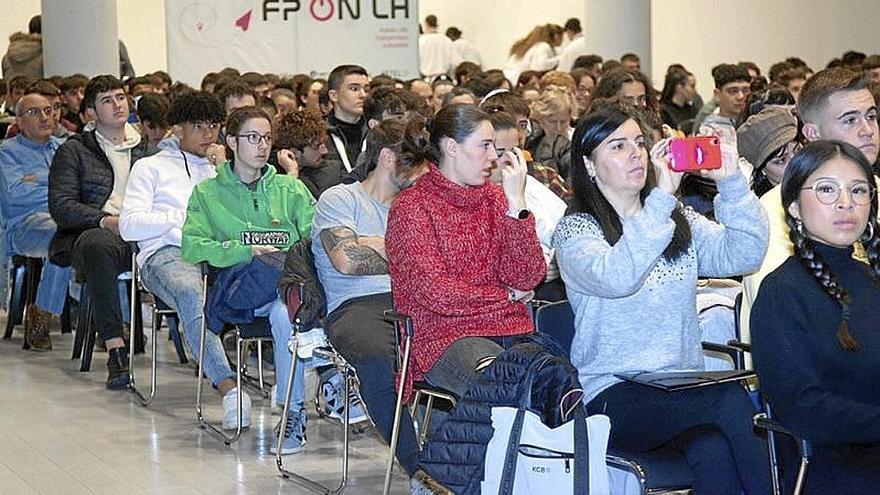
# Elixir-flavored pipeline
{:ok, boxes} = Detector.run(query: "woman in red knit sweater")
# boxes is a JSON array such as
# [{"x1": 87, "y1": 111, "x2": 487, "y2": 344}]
[{"x1": 386, "y1": 104, "x2": 547, "y2": 398}]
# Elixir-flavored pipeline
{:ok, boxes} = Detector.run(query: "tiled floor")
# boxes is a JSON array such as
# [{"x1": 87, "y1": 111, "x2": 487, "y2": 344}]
[{"x1": 0, "y1": 320, "x2": 411, "y2": 494}]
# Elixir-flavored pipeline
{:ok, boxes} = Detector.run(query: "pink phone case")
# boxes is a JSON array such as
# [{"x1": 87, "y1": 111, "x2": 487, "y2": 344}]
[{"x1": 669, "y1": 137, "x2": 722, "y2": 172}]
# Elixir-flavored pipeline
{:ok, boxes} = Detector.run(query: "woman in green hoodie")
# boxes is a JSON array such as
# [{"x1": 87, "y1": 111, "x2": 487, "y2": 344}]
[{"x1": 181, "y1": 106, "x2": 318, "y2": 455}]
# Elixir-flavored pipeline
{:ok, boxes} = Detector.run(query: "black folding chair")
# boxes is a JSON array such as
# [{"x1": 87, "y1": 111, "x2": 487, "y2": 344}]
[{"x1": 3, "y1": 256, "x2": 43, "y2": 347}]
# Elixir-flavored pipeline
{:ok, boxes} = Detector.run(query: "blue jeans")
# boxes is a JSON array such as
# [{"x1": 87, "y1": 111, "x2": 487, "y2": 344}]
[
  {"x1": 587, "y1": 381, "x2": 771, "y2": 495},
  {"x1": 7, "y1": 212, "x2": 71, "y2": 315},
  {"x1": 139, "y1": 246, "x2": 233, "y2": 388},
  {"x1": 325, "y1": 293, "x2": 420, "y2": 475},
  {"x1": 254, "y1": 297, "x2": 326, "y2": 408}
]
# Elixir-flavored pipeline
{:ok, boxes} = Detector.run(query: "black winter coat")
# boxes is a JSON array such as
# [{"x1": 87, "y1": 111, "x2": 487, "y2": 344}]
[{"x1": 47, "y1": 129, "x2": 151, "y2": 266}]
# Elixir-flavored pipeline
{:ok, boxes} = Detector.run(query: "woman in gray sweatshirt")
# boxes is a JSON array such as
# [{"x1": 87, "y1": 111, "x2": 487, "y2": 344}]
[{"x1": 553, "y1": 105, "x2": 770, "y2": 494}]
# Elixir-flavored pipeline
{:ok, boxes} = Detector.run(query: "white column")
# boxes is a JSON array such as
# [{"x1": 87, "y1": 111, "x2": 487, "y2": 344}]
[
  {"x1": 583, "y1": 0, "x2": 651, "y2": 78},
  {"x1": 41, "y1": 0, "x2": 119, "y2": 77}
]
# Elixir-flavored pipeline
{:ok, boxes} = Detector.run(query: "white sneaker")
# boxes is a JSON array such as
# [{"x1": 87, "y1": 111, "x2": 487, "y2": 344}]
[{"x1": 222, "y1": 387, "x2": 252, "y2": 430}]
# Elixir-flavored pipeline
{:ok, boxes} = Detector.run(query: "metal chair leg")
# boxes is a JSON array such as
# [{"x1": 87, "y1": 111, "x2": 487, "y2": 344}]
[
  {"x1": 766, "y1": 424, "x2": 782, "y2": 495},
  {"x1": 420, "y1": 395, "x2": 436, "y2": 448},
  {"x1": 60, "y1": 294, "x2": 72, "y2": 334},
  {"x1": 383, "y1": 332, "x2": 412, "y2": 495},
  {"x1": 129, "y1": 255, "x2": 157, "y2": 405},
  {"x1": 4, "y1": 262, "x2": 25, "y2": 339},
  {"x1": 195, "y1": 274, "x2": 244, "y2": 445},
  {"x1": 793, "y1": 457, "x2": 809, "y2": 495},
  {"x1": 277, "y1": 334, "x2": 350, "y2": 494},
  {"x1": 80, "y1": 299, "x2": 96, "y2": 372},
  {"x1": 71, "y1": 285, "x2": 89, "y2": 360},
  {"x1": 130, "y1": 305, "x2": 159, "y2": 405},
  {"x1": 257, "y1": 341, "x2": 265, "y2": 391}
]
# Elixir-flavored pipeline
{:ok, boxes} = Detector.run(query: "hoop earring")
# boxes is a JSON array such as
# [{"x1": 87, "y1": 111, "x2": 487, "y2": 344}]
[
  {"x1": 589, "y1": 174, "x2": 596, "y2": 184},
  {"x1": 862, "y1": 221, "x2": 875, "y2": 242}
]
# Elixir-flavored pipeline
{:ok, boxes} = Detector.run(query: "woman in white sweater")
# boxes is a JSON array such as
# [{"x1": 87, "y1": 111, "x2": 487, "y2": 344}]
[{"x1": 503, "y1": 24, "x2": 563, "y2": 83}]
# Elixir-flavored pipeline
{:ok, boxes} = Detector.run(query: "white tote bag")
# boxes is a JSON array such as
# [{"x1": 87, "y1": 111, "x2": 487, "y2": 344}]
[{"x1": 481, "y1": 405, "x2": 611, "y2": 494}]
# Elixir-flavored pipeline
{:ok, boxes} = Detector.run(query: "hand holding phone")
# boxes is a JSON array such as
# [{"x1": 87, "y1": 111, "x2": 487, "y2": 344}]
[{"x1": 669, "y1": 136, "x2": 722, "y2": 172}]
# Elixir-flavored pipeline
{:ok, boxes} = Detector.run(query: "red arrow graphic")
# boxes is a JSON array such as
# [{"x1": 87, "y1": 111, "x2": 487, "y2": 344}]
[{"x1": 235, "y1": 10, "x2": 252, "y2": 31}]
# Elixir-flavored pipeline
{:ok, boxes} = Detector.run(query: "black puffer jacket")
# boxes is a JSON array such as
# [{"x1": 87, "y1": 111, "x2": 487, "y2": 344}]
[
  {"x1": 48, "y1": 129, "x2": 151, "y2": 266},
  {"x1": 417, "y1": 335, "x2": 584, "y2": 493}
]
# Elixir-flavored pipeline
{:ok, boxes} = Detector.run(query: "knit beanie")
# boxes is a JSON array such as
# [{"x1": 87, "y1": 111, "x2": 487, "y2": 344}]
[{"x1": 737, "y1": 106, "x2": 798, "y2": 168}]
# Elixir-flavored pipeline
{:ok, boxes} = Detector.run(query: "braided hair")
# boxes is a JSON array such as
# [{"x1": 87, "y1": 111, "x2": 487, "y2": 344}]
[{"x1": 781, "y1": 140, "x2": 880, "y2": 352}]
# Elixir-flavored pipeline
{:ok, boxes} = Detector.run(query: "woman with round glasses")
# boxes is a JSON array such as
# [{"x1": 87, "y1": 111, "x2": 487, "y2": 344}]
[
  {"x1": 751, "y1": 140, "x2": 880, "y2": 492},
  {"x1": 181, "y1": 106, "x2": 322, "y2": 456}
]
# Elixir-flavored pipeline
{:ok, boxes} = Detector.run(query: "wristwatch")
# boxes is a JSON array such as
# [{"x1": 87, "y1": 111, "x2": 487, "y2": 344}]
[{"x1": 508, "y1": 208, "x2": 531, "y2": 220}]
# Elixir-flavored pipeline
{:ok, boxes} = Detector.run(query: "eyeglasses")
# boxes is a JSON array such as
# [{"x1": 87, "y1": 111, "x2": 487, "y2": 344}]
[
  {"x1": 22, "y1": 106, "x2": 54, "y2": 118},
  {"x1": 236, "y1": 132, "x2": 272, "y2": 146},
  {"x1": 801, "y1": 180, "x2": 875, "y2": 206}
]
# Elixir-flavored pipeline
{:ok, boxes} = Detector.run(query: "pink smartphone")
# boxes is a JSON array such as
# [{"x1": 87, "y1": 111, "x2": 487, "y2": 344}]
[{"x1": 669, "y1": 136, "x2": 722, "y2": 172}]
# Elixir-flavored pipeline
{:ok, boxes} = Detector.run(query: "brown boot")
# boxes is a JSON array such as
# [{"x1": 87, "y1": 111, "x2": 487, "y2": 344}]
[{"x1": 24, "y1": 304, "x2": 53, "y2": 352}]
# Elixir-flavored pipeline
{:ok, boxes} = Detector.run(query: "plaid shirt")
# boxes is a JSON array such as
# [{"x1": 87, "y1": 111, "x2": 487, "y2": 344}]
[{"x1": 527, "y1": 160, "x2": 572, "y2": 201}]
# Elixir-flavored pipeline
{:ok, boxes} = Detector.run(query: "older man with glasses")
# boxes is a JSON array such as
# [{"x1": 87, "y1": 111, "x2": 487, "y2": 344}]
[{"x1": 0, "y1": 91, "x2": 72, "y2": 350}]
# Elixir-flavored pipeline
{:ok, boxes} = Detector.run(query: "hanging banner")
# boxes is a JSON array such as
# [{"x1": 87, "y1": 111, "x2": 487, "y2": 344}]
[{"x1": 165, "y1": 0, "x2": 419, "y2": 86}]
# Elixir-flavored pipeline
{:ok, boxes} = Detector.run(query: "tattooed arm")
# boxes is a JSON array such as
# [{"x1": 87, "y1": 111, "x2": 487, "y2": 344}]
[{"x1": 319, "y1": 226, "x2": 389, "y2": 275}]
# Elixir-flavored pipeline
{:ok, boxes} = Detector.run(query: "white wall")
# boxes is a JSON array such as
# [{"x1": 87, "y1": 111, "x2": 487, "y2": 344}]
[
  {"x1": 117, "y1": 0, "x2": 166, "y2": 74},
  {"x1": 2, "y1": 0, "x2": 880, "y2": 90},
  {"x1": 651, "y1": 0, "x2": 880, "y2": 101},
  {"x1": 0, "y1": 0, "x2": 166, "y2": 78}
]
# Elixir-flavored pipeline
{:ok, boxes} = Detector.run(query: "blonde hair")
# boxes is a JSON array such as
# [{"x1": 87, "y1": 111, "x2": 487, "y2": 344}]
[
  {"x1": 539, "y1": 71, "x2": 576, "y2": 93},
  {"x1": 509, "y1": 24, "x2": 563, "y2": 59},
  {"x1": 531, "y1": 87, "x2": 577, "y2": 121}
]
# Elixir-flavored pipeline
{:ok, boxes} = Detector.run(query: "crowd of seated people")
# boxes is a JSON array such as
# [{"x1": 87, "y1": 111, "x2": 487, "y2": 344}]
[{"x1": 2, "y1": 28, "x2": 880, "y2": 492}]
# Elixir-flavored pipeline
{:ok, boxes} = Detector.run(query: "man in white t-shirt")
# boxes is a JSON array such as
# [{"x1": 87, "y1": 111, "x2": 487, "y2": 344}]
[
  {"x1": 446, "y1": 26, "x2": 482, "y2": 68},
  {"x1": 419, "y1": 15, "x2": 452, "y2": 80}
]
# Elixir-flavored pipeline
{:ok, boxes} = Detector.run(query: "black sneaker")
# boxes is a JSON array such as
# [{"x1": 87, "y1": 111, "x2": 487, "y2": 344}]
[{"x1": 106, "y1": 347, "x2": 130, "y2": 390}]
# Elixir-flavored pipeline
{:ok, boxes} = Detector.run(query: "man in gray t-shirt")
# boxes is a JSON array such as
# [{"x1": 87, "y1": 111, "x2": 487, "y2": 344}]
[
  {"x1": 311, "y1": 181, "x2": 391, "y2": 313},
  {"x1": 310, "y1": 118, "x2": 428, "y2": 475}
]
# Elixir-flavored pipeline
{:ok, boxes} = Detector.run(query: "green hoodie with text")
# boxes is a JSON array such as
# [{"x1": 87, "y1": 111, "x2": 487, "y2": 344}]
[{"x1": 181, "y1": 161, "x2": 315, "y2": 268}]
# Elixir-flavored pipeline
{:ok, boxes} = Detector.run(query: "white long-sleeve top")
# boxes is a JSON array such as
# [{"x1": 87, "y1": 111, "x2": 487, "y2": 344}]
[
  {"x1": 419, "y1": 32, "x2": 453, "y2": 78},
  {"x1": 451, "y1": 38, "x2": 482, "y2": 67},
  {"x1": 557, "y1": 35, "x2": 589, "y2": 73},
  {"x1": 119, "y1": 149, "x2": 217, "y2": 267},
  {"x1": 524, "y1": 175, "x2": 567, "y2": 281},
  {"x1": 503, "y1": 41, "x2": 560, "y2": 84}
]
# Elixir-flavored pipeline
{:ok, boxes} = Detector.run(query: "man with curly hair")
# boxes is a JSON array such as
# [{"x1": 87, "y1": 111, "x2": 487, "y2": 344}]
[{"x1": 274, "y1": 107, "x2": 330, "y2": 199}]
